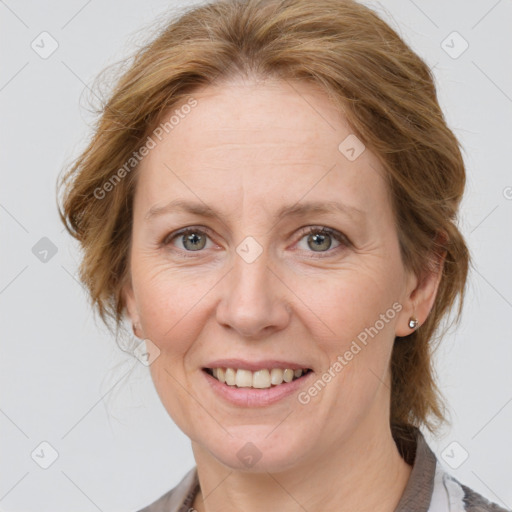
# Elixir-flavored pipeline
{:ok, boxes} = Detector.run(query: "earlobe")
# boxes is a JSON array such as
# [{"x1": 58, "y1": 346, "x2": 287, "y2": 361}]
[
  {"x1": 122, "y1": 280, "x2": 141, "y2": 337},
  {"x1": 395, "y1": 247, "x2": 445, "y2": 337},
  {"x1": 132, "y1": 321, "x2": 142, "y2": 338}
]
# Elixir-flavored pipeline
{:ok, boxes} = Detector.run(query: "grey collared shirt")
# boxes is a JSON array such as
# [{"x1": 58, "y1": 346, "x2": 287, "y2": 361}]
[{"x1": 138, "y1": 427, "x2": 509, "y2": 512}]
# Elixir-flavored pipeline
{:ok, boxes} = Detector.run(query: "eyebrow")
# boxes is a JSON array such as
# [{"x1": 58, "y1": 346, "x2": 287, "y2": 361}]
[{"x1": 145, "y1": 199, "x2": 365, "y2": 223}]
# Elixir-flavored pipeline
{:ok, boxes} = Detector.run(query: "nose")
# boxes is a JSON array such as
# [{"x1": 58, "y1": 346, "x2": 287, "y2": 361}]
[{"x1": 215, "y1": 248, "x2": 291, "y2": 339}]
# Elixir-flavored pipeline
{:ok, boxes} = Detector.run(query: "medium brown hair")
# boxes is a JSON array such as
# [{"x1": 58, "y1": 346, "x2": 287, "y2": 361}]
[{"x1": 58, "y1": 0, "x2": 469, "y2": 436}]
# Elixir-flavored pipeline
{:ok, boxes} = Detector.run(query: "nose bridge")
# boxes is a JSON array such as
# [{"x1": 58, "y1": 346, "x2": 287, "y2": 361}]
[
  {"x1": 233, "y1": 243, "x2": 271, "y2": 303},
  {"x1": 216, "y1": 238, "x2": 290, "y2": 337}
]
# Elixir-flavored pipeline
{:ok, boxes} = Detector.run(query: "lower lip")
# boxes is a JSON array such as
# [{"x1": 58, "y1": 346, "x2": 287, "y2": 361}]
[{"x1": 202, "y1": 369, "x2": 314, "y2": 407}]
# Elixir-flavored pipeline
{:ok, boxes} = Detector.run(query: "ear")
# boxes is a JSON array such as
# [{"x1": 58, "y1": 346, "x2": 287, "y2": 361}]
[
  {"x1": 122, "y1": 277, "x2": 143, "y2": 338},
  {"x1": 395, "y1": 238, "x2": 446, "y2": 337}
]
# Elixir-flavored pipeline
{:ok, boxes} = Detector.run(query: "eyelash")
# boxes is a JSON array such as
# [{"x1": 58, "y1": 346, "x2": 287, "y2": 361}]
[{"x1": 162, "y1": 225, "x2": 350, "y2": 258}]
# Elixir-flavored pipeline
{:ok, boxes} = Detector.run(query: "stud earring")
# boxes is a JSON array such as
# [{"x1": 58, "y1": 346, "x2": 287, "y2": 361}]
[{"x1": 408, "y1": 317, "x2": 418, "y2": 330}]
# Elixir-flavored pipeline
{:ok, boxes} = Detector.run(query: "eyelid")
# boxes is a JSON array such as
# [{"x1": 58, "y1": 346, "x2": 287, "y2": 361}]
[
  {"x1": 163, "y1": 225, "x2": 213, "y2": 244},
  {"x1": 295, "y1": 225, "x2": 350, "y2": 244}
]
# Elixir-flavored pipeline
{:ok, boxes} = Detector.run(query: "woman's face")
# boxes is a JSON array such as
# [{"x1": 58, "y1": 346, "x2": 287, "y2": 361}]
[{"x1": 124, "y1": 78, "x2": 421, "y2": 472}]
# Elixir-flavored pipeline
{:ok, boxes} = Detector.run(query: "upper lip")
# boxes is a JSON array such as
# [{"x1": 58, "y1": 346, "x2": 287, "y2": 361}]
[{"x1": 203, "y1": 358, "x2": 312, "y2": 372}]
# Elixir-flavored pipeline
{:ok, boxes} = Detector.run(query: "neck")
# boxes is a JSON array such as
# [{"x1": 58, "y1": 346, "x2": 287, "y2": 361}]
[{"x1": 191, "y1": 418, "x2": 412, "y2": 512}]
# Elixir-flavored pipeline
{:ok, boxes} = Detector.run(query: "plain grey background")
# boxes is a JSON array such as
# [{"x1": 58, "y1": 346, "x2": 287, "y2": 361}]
[{"x1": 1, "y1": 0, "x2": 511, "y2": 510}]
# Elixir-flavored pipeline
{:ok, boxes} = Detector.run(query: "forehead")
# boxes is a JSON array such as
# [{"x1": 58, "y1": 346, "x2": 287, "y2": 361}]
[{"x1": 134, "y1": 79, "x2": 389, "y2": 221}]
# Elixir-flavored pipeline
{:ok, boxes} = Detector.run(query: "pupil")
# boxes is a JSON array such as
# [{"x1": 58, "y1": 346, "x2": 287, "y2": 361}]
[
  {"x1": 184, "y1": 232, "x2": 205, "y2": 251},
  {"x1": 309, "y1": 233, "x2": 331, "y2": 251}
]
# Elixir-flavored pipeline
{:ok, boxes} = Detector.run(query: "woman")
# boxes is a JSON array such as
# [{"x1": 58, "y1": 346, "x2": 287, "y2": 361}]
[{"x1": 58, "y1": 0, "x2": 509, "y2": 510}]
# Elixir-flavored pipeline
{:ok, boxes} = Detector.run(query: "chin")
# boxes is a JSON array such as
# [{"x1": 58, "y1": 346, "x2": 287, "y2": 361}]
[{"x1": 199, "y1": 427, "x2": 315, "y2": 473}]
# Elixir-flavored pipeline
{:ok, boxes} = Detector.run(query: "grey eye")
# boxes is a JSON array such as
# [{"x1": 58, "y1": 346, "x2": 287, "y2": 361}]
[
  {"x1": 297, "y1": 228, "x2": 343, "y2": 253},
  {"x1": 306, "y1": 231, "x2": 333, "y2": 252},
  {"x1": 181, "y1": 231, "x2": 207, "y2": 251}
]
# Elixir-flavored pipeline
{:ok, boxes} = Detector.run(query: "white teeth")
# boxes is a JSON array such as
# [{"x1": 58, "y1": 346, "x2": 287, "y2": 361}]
[
  {"x1": 253, "y1": 369, "x2": 271, "y2": 389},
  {"x1": 270, "y1": 368, "x2": 284, "y2": 385},
  {"x1": 225, "y1": 368, "x2": 236, "y2": 386},
  {"x1": 235, "y1": 369, "x2": 253, "y2": 387},
  {"x1": 208, "y1": 367, "x2": 309, "y2": 388},
  {"x1": 283, "y1": 369, "x2": 294, "y2": 383}
]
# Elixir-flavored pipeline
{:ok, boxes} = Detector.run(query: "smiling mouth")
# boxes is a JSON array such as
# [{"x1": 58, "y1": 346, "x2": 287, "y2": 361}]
[{"x1": 203, "y1": 367, "x2": 312, "y2": 389}]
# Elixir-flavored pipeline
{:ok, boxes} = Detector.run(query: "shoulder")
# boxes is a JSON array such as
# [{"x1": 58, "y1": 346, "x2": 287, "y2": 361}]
[
  {"x1": 430, "y1": 464, "x2": 510, "y2": 512},
  {"x1": 136, "y1": 466, "x2": 199, "y2": 512},
  {"x1": 393, "y1": 425, "x2": 510, "y2": 512}
]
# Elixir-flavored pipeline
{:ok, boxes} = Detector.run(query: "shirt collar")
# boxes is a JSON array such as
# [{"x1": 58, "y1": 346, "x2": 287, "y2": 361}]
[{"x1": 393, "y1": 425, "x2": 437, "y2": 512}]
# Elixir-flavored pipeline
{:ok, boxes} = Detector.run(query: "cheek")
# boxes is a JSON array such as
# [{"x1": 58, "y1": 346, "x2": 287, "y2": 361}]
[
  {"x1": 299, "y1": 263, "x2": 403, "y2": 407},
  {"x1": 132, "y1": 257, "x2": 218, "y2": 355},
  {"x1": 130, "y1": 261, "x2": 218, "y2": 430},
  {"x1": 302, "y1": 266, "x2": 401, "y2": 341},
  {"x1": 306, "y1": 274, "x2": 401, "y2": 420}
]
